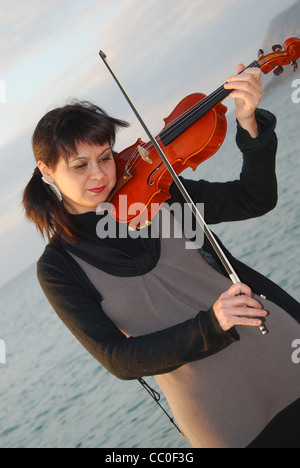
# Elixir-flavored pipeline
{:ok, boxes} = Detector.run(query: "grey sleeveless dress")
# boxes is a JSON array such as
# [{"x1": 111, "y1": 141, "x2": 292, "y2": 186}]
[{"x1": 69, "y1": 209, "x2": 300, "y2": 448}]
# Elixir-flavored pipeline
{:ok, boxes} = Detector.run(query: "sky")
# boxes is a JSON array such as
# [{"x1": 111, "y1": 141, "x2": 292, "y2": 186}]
[{"x1": 0, "y1": 0, "x2": 298, "y2": 286}]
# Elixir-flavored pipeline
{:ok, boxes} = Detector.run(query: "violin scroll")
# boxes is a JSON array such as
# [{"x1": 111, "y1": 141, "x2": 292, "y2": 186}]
[{"x1": 258, "y1": 37, "x2": 300, "y2": 76}]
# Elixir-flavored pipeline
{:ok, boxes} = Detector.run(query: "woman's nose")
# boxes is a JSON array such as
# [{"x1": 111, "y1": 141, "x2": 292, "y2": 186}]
[{"x1": 89, "y1": 164, "x2": 106, "y2": 181}]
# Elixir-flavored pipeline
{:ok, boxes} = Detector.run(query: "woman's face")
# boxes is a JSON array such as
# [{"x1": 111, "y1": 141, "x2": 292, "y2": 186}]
[{"x1": 39, "y1": 141, "x2": 117, "y2": 214}]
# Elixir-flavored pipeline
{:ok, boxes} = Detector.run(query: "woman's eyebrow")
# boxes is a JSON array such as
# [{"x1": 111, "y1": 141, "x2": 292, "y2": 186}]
[{"x1": 69, "y1": 147, "x2": 111, "y2": 162}]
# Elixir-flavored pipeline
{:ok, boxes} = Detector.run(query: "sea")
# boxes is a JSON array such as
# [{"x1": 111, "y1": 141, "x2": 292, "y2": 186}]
[{"x1": 0, "y1": 79, "x2": 299, "y2": 449}]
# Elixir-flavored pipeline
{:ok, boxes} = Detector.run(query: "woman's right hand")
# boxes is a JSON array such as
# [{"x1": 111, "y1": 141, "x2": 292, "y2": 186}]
[{"x1": 213, "y1": 283, "x2": 268, "y2": 332}]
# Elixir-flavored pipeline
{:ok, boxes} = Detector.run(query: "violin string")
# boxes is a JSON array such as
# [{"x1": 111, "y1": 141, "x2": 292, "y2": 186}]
[
  {"x1": 124, "y1": 87, "x2": 230, "y2": 173},
  {"x1": 125, "y1": 81, "x2": 224, "y2": 172},
  {"x1": 159, "y1": 61, "x2": 260, "y2": 143},
  {"x1": 129, "y1": 61, "x2": 259, "y2": 157},
  {"x1": 127, "y1": 85, "x2": 228, "y2": 170},
  {"x1": 126, "y1": 83, "x2": 231, "y2": 171},
  {"x1": 125, "y1": 147, "x2": 143, "y2": 172},
  {"x1": 124, "y1": 61, "x2": 260, "y2": 174}
]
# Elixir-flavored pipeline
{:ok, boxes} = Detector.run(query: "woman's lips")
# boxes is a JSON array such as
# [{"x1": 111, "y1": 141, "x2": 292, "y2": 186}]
[{"x1": 88, "y1": 186, "x2": 106, "y2": 194}]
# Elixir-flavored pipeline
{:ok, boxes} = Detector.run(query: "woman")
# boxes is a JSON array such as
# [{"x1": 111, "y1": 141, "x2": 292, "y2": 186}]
[{"x1": 23, "y1": 65, "x2": 300, "y2": 448}]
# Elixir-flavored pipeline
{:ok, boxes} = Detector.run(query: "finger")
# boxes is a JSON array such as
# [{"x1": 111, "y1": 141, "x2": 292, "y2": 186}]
[
  {"x1": 218, "y1": 308, "x2": 266, "y2": 331},
  {"x1": 237, "y1": 63, "x2": 246, "y2": 74},
  {"x1": 228, "y1": 65, "x2": 262, "y2": 81},
  {"x1": 226, "y1": 90, "x2": 261, "y2": 111},
  {"x1": 229, "y1": 316, "x2": 265, "y2": 328},
  {"x1": 224, "y1": 78, "x2": 262, "y2": 95},
  {"x1": 227, "y1": 295, "x2": 264, "y2": 310},
  {"x1": 224, "y1": 282, "x2": 252, "y2": 298},
  {"x1": 234, "y1": 307, "x2": 268, "y2": 317},
  {"x1": 225, "y1": 87, "x2": 261, "y2": 107},
  {"x1": 226, "y1": 70, "x2": 262, "y2": 91}
]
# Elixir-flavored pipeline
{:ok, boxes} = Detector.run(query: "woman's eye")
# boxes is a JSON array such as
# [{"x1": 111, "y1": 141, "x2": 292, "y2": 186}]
[
  {"x1": 100, "y1": 156, "x2": 111, "y2": 163},
  {"x1": 71, "y1": 154, "x2": 112, "y2": 170},
  {"x1": 75, "y1": 163, "x2": 87, "y2": 170}
]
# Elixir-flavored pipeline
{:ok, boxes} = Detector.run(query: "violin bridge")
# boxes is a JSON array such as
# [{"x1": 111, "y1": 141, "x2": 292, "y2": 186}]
[
  {"x1": 129, "y1": 220, "x2": 152, "y2": 232},
  {"x1": 138, "y1": 145, "x2": 152, "y2": 164}
]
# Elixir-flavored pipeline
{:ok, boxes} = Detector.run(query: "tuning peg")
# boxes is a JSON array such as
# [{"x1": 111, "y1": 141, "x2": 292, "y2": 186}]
[
  {"x1": 291, "y1": 60, "x2": 298, "y2": 72},
  {"x1": 258, "y1": 49, "x2": 265, "y2": 59},
  {"x1": 273, "y1": 65, "x2": 284, "y2": 76},
  {"x1": 272, "y1": 44, "x2": 282, "y2": 53}
]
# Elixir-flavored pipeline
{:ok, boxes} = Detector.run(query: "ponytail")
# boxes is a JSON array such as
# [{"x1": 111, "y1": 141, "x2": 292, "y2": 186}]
[{"x1": 22, "y1": 167, "x2": 83, "y2": 243}]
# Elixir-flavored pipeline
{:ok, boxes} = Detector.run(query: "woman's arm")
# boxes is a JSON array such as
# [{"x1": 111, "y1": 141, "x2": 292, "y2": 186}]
[
  {"x1": 169, "y1": 65, "x2": 278, "y2": 224},
  {"x1": 169, "y1": 107, "x2": 278, "y2": 225},
  {"x1": 224, "y1": 63, "x2": 263, "y2": 138},
  {"x1": 37, "y1": 247, "x2": 238, "y2": 380}
]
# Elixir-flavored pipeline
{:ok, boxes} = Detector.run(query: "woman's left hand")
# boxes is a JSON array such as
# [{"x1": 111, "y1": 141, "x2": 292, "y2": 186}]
[{"x1": 224, "y1": 64, "x2": 263, "y2": 138}]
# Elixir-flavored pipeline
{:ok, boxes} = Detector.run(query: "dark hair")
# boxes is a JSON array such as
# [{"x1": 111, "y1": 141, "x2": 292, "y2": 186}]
[{"x1": 22, "y1": 100, "x2": 129, "y2": 243}]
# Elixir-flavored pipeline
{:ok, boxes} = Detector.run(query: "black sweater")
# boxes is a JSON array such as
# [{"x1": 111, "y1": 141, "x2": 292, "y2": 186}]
[{"x1": 37, "y1": 109, "x2": 300, "y2": 380}]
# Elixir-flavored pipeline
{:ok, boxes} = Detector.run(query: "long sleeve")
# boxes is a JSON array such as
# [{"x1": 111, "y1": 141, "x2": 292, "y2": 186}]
[
  {"x1": 169, "y1": 108, "x2": 278, "y2": 225},
  {"x1": 37, "y1": 245, "x2": 238, "y2": 380}
]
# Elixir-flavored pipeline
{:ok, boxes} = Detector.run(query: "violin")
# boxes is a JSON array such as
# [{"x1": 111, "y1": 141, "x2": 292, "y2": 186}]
[
  {"x1": 100, "y1": 37, "x2": 300, "y2": 337},
  {"x1": 100, "y1": 37, "x2": 300, "y2": 229}
]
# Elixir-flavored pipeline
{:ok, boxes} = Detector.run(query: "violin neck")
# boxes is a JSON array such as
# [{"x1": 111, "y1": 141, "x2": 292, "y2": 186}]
[{"x1": 159, "y1": 60, "x2": 260, "y2": 147}]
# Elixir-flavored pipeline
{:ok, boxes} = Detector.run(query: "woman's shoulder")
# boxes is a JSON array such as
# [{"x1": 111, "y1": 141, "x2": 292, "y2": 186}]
[
  {"x1": 37, "y1": 240, "x2": 80, "y2": 284},
  {"x1": 38, "y1": 240, "x2": 67, "y2": 266},
  {"x1": 37, "y1": 240, "x2": 103, "y2": 305}
]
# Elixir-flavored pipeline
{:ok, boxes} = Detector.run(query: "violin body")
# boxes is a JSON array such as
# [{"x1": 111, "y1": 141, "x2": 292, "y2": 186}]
[
  {"x1": 102, "y1": 37, "x2": 300, "y2": 228},
  {"x1": 110, "y1": 94, "x2": 227, "y2": 227}
]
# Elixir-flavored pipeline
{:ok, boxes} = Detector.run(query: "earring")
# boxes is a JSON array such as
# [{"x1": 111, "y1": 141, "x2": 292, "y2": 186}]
[{"x1": 41, "y1": 177, "x2": 63, "y2": 201}]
